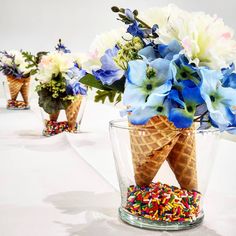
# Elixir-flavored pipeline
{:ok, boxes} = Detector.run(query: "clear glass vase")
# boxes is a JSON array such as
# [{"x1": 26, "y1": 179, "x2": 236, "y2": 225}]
[
  {"x1": 40, "y1": 95, "x2": 87, "y2": 137},
  {"x1": 2, "y1": 75, "x2": 31, "y2": 110},
  {"x1": 109, "y1": 117, "x2": 222, "y2": 231}
]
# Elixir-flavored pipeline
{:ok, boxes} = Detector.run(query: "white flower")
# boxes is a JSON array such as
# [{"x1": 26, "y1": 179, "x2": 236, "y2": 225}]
[
  {"x1": 84, "y1": 28, "x2": 127, "y2": 72},
  {"x1": 0, "y1": 50, "x2": 31, "y2": 75},
  {"x1": 12, "y1": 51, "x2": 31, "y2": 74},
  {"x1": 36, "y1": 52, "x2": 74, "y2": 83},
  {"x1": 140, "y1": 4, "x2": 236, "y2": 70}
]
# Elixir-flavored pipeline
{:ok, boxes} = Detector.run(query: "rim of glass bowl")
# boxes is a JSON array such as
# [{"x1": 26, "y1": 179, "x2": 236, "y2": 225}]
[{"x1": 109, "y1": 118, "x2": 235, "y2": 134}]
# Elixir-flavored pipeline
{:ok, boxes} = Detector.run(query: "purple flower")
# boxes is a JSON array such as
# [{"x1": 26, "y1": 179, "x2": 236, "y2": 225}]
[
  {"x1": 92, "y1": 46, "x2": 124, "y2": 85},
  {"x1": 66, "y1": 66, "x2": 87, "y2": 96}
]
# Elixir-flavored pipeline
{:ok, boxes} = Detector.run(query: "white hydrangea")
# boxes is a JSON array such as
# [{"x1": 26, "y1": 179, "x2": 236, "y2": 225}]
[
  {"x1": 83, "y1": 28, "x2": 127, "y2": 72},
  {"x1": 36, "y1": 51, "x2": 74, "y2": 83},
  {"x1": 140, "y1": 4, "x2": 236, "y2": 70},
  {"x1": 1, "y1": 50, "x2": 32, "y2": 74}
]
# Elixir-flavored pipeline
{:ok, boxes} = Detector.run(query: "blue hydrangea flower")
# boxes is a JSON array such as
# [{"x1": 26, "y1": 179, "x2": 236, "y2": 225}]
[
  {"x1": 128, "y1": 94, "x2": 170, "y2": 125},
  {"x1": 123, "y1": 59, "x2": 172, "y2": 108},
  {"x1": 158, "y1": 40, "x2": 182, "y2": 60},
  {"x1": 127, "y1": 21, "x2": 146, "y2": 38},
  {"x1": 168, "y1": 87, "x2": 204, "y2": 128},
  {"x1": 66, "y1": 66, "x2": 87, "y2": 96},
  {"x1": 92, "y1": 46, "x2": 124, "y2": 85},
  {"x1": 171, "y1": 54, "x2": 200, "y2": 88},
  {"x1": 222, "y1": 63, "x2": 236, "y2": 89},
  {"x1": 199, "y1": 68, "x2": 236, "y2": 130},
  {"x1": 138, "y1": 46, "x2": 157, "y2": 63},
  {"x1": 127, "y1": 21, "x2": 158, "y2": 39},
  {"x1": 55, "y1": 40, "x2": 71, "y2": 53},
  {"x1": 138, "y1": 40, "x2": 181, "y2": 63}
]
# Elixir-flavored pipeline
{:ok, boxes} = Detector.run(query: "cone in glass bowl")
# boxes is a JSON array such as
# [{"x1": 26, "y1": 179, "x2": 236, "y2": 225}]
[
  {"x1": 65, "y1": 94, "x2": 83, "y2": 131},
  {"x1": 129, "y1": 116, "x2": 181, "y2": 186},
  {"x1": 7, "y1": 76, "x2": 24, "y2": 101},
  {"x1": 20, "y1": 77, "x2": 30, "y2": 106},
  {"x1": 167, "y1": 125, "x2": 198, "y2": 191}
]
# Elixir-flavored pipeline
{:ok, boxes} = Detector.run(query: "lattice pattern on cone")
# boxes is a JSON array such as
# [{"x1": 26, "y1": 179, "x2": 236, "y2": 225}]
[
  {"x1": 7, "y1": 76, "x2": 24, "y2": 100},
  {"x1": 129, "y1": 116, "x2": 181, "y2": 186},
  {"x1": 20, "y1": 77, "x2": 30, "y2": 105},
  {"x1": 65, "y1": 95, "x2": 82, "y2": 131},
  {"x1": 167, "y1": 127, "x2": 198, "y2": 190}
]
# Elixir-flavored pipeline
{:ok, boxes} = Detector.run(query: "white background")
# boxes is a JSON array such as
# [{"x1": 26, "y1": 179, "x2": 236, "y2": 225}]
[
  {"x1": 0, "y1": 0, "x2": 235, "y2": 53},
  {"x1": 1, "y1": 0, "x2": 236, "y2": 97}
]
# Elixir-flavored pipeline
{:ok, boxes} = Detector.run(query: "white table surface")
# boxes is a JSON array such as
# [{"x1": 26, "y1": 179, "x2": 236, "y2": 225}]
[{"x1": 0, "y1": 98, "x2": 236, "y2": 236}]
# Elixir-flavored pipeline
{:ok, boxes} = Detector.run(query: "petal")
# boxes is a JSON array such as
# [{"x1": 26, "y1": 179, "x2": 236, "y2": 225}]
[
  {"x1": 146, "y1": 93, "x2": 165, "y2": 107},
  {"x1": 169, "y1": 90, "x2": 186, "y2": 108},
  {"x1": 100, "y1": 48, "x2": 119, "y2": 71},
  {"x1": 222, "y1": 73, "x2": 236, "y2": 89},
  {"x1": 92, "y1": 68, "x2": 123, "y2": 85},
  {"x1": 123, "y1": 83, "x2": 147, "y2": 107},
  {"x1": 128, "y1": 106, "x2": 157, "y2": 125},
  {"x1": 138, "y1": 46, "x2": 157, "y2": 62},
  {"x1": 150, "y1": 58, "x2": 172, "y2": 84},
  {"x1": 151, "y1": 80, "x2": 172, "y2": 95},
  {"x1": 182, "y1": 86, "x2": 204, "y2": 104},
  {"x1": 168, "y1": 108, "x2": 194, "y2": 128},
  {"x1": 207, "y1": 101, "x2": 233, "y2": 129},
  {"x1": 125, "y1": 8, "x2": 135, "y2": 21},
  {"x1": 218, "y1": 86, "x2": 236, "y2": 106},
  {"x1": 199, "y1": 68, "x2": 222, "y2": 94},
  {"x1": 158, "y1": 40, "x2": 182, "y2": 60},
  {"x1": 127, "y1": 60, "x2": 147, "y2": 86}
]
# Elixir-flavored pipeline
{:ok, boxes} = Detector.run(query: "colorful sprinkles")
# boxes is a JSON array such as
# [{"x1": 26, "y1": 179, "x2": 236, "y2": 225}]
[
  {"x1": 126, "y1": 182, "x2": 201, "y2": 223},
  {"x1": 7, "y1": 100, "x2": 29, "y2": 109},
  {"x1": 43, "y1": 120, "x2": 78, "y2": 136}
]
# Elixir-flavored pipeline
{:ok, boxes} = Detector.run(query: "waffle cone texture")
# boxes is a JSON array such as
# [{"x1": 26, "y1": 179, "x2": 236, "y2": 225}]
[
  {"x1": 129, "y1": 116, "x2": 198, "y2": 190},
  {"x1": 65, "y1": 95, "x2": 82, "y2": 130},
  {"x1": 7, "y1": 76, "x2": 30, "y2": 105}
]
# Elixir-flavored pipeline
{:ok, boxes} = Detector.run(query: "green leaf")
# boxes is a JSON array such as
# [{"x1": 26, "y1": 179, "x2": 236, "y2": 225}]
[
  {"x1": 80, "y1": 74, "x2": 110, "y2": 91},
  {"x1": 107, "y1": 76, "x2": 125, "y2": 93},
  {"x1": 36, "y1": 51, "x2": 48, "y2": 64},
  {"x1": 80, "y1": 73, "x2": 125, "y2": 93},
  {"x1": 37, "y1": 87, "x2": 69, "y2": 114},
  {"x1": 95, "y1": 90, "x2": 122, "y2": 104}
]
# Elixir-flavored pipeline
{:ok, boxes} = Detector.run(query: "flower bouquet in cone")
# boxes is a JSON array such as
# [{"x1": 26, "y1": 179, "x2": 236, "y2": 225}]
[
  {"x1": 35, "y1": 40, "x2": 87, "y2": 136},
  {"x1": 0, "y1": 50, "x2": 38, "y2": 109},
  {"x1": 80, "y1": 4, "x2": 236, "y2": 229}
]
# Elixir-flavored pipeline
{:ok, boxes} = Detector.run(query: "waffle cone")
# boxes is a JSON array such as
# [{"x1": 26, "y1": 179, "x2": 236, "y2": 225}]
[
  {"x1": 20, "y1": 77, "x2": 30, "y2": 105},
  {"x1": 7, "y1": 76, "x2": 24, "y2": 100},
  {"x1": 49, "y1": 111, "x2": 60, "y2": 121},
  {"x1": 65, "y1": 95, "x2": 82, "y2": 130},
  {"x1": 167, "y1": 126, "x2": 198, "y2": 190},
  {"x1": 129, "y1": 116, "x2": 181, "y2": 186}
]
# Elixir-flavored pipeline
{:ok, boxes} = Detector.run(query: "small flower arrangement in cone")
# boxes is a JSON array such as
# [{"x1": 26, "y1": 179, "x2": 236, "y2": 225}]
[
  {"x1": 35, "y1": 40, "x2": 87, "y2": 136},
  {"x1": 80, "y1": 5, "x2": 236, "y2": 227},
  {"x1": 0, "y1": 50, "x2": 38, "y2": 109}
]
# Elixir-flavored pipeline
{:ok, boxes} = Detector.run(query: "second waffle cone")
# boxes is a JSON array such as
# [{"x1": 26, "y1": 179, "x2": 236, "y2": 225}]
[
  {"x1": 65, "y1": 95, "x2": 82, "y2": 131},
  {"x1": 167, "y1": 126, "x2": 198, "y2": 190}
]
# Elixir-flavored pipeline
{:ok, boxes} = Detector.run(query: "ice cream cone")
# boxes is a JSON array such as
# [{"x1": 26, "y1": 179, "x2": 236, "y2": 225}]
[
  {"x1": 7, "y1": 76, "x2": 24, "y2": 101},
  {"x1": 129, "y1": 116, "x2": 181, "y2": 186},
  {"x1": 20, "y1": 77, "x2": 30, "y2": 105},
  {"x1": 65, "y1": 95, "x2": 82, "y2": 131},
  {"x1": 49, "y1": 111, "x2": 60, "y2": 121},
  {"x1": 167, "y1": 126, "x2": 198, "y2": 190}
]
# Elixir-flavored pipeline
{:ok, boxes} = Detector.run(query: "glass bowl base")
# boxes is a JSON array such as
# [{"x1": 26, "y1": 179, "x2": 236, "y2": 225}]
[
  {"x1": 119, "y1": 207, "x2": 204, "y2": 231},
  {"x1": 7, "y1": 100, "x2": 30, "y2": 110}
]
